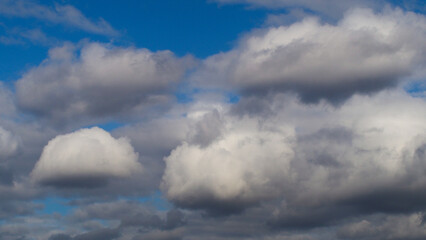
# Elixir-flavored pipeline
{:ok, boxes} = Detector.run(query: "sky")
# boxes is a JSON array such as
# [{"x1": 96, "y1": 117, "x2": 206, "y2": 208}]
[{"x1": 1, "y1": 0, "x2": 426, "y2": 239}]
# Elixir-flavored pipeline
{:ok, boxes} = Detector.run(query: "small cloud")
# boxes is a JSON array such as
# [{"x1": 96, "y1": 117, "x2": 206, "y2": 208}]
[{"x1": 31, "y1": 127, "x2": 142, "y2": 188}]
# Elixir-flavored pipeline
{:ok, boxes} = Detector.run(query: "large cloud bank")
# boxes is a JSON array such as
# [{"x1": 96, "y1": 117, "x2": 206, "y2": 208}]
[
  {"x1": 194, "y1": 8, "x2": 426, "y2": 103},
  {"x1": 162, "y1": 90, "x2": 426, "y2": 221},
  {"x1": 31, "y1": 127, "x2": 142, "y2": 188}
]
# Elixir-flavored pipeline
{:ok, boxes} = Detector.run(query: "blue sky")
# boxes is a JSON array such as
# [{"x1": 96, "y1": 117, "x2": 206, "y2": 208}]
[
  {"x1": 1, "y1": 1, "x2": 426, "y2": 240},
  {"x1": 0, "y1": 0, "x2": 268, "y2": 83}
]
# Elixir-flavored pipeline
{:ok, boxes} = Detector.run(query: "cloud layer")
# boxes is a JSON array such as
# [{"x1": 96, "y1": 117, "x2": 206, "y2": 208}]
[
  {"x1": 31, "y1": 127, "x2": 142, "y2": 188},
  {"x1": 2, "y1": 2, "x2": 426, "y2": 240}
]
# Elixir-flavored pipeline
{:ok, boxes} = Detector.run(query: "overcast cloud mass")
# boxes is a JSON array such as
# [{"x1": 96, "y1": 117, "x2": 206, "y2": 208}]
[{"x1": 1, "y1": 0, "x2": 426, "y2": 239}]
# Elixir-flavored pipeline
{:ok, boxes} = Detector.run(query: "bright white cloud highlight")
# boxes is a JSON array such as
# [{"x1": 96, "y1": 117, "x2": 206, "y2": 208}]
[{"x1": 31, "y1": 127, "x2": 142, "y2": 188}]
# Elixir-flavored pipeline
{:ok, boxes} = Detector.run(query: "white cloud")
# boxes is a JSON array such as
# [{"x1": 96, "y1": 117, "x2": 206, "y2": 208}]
[
  {"x1": 162, "y1": 112, "x2": 295, "y2": 211},
  {"x1": 161, "y1": 89, "x2": 426, "y2": 215},
  {"x1": 16, "y1": 42, "x2": 194, "y2": 123},
  {"x1": 0, "y1": 0, "x2": 118, "y2": 36},
  {"x1": 193, "y1": 8, "x2": 426, "y2": 103},
  {"x1": 31, "y1": 127, "x2": 142, "y2": 188}
]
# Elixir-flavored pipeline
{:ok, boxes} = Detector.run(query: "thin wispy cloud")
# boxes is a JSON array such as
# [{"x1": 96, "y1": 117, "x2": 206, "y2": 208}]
[{"x1": 0, "y1": 0, "x2": 118, "y2": 36}]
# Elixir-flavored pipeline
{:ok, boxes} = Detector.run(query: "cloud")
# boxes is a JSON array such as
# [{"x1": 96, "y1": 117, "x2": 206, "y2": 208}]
[
  {"x1": 193, "y1": 8, "x2": 426, "y2": 103},
  {"x1": 0, "y1": 127, "x2": 18, "y2": 159},
  {"x1": 162, "y1": 112, "x2": 295, "y2": 214},
  {"x1": 16, "y1": 42, "x2": 194, "y2": 124},
  {"x1": 215, "y1": 0, "x2": 384, "y2": 18},
  {"x1": 0, "y1": 0, "x2": 118, "y2": 36},
  {"x1": 31, "y1": 127, "x2": 142, "y2": 188},
  {"x1": 337, "y1": 213, "x2": 426, "y2": 240},
  {"x1": 161, "y1": 88, "x2": 426, "y2": 224}
]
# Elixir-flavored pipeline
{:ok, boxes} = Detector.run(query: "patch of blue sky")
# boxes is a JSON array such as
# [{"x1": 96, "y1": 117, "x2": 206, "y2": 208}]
[
  {"x1": 69, "y1": 0, "x2": 267, "y2": 58},
  {"x1": 33, "y1": 196, "x2": 76, "y2": 216},
  {"x1": 123, "y1": 190, "x2": 172, "y2": 211},
  {"x1": 405, "y1": 80, "x2": 426, "y2": 98},
  {"x1": 226, "y1": 91, "x2": 240, "y2": 103},
  {"x1": 80, "y1": 121, "x2": 125, "y2": 132}
]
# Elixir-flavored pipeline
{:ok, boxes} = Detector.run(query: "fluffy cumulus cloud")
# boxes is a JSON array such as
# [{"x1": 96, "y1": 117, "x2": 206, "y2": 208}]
[
  {"x1": 194, "y1": 8, "x2": 426, "y2": 103},
  {"x1": 162, "y1": 110, "x2": 295, "y2": 214},
  {"x1": 31, "y1": 127, "x2": 142, "y2": 188},
  {"x1": 15, "y1": 42, "x2": 193, "y2": 124},
  {"x1": 161, "y1": 89, "x2": 426, "y2": 223}
]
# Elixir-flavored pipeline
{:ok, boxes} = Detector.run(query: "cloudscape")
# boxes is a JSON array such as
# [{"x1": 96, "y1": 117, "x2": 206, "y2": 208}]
[{"x1": 0, "y1": 0, "x2": 426, "y2": 239}]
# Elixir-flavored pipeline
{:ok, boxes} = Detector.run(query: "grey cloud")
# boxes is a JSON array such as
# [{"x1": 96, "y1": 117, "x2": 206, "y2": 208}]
[
  {"x1": 193, "y1": 8, "x2": 426, "y2": 104},
  {"x1": 187, "y1": 109, "x2": 223, "y2": 147},
  {"x1": 132, "y1": 228, "x2": 184, "y2": 240},
  {"x1": 160, "y1": 89, "x2": 426, "y2": 227},
  {"x1": 0, "y1": 166, "x2": 13, "y2": 185},
  {"x1": 73, "y1": 228, "x2": 120, "y2": 240},
  {"x1": 0, "y1": 0, "x2": 118, "y2": 36},
  {"x1": 70, "y1": 200, "x2": 186, "y2": 231},
  {"x1": 48, "y1": 228, "x2": 121, "y2": 240},
  {"x1": 15, "y1": 42, "x2": 194, "y2": 126},
  {"x1": 0, "y1": 126, "x2": 19, "y2": 159},
  {"x1": 49, "y1": 234, "x2": 73, "y2": 240},
  {"x1": 337, "y1": 213, "x2": 426, "y2": 240}
]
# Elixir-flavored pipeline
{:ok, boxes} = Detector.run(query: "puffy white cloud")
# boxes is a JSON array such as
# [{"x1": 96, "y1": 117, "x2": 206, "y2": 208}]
[
  {"x1": 31, "y1": 127, "x2": 142, "y2": 188},
  {"x1": 0, "y1": 127, "x2": 18, "y2": 159},
  {"x1": 162, "y1": 113, "x2": 295, "y2": 213},
  {"x1": 16, "y1": 42, "x2": 194, "y2": 124},
  {"x1": 193, "y1": 8, "x2": 426, "y2": 103}
]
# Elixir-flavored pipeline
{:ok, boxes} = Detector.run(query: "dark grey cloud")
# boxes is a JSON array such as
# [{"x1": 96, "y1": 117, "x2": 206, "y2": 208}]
[
  {"x1": 70, "y1": 200, "x2": 186, "y2": 231},
  {"x1": 73, "y1": 228, "x2": 121, "y2": 240},
  {"x1": 337, "y1": 213, "x2": 426, "y2": 240},
  {"x1": 48, "y1": 228, "x2": 121, "y2": 240}
]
